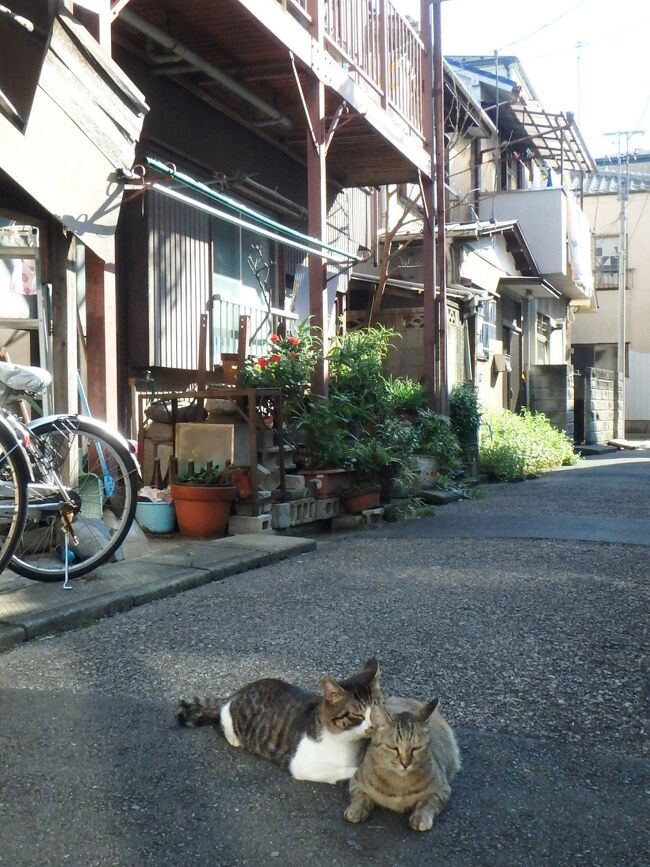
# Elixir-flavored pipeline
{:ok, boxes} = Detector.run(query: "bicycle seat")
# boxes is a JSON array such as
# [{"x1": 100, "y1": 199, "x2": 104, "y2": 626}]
[{"x1": 0, "y1": 360, "x2": 52, "y2": 394}]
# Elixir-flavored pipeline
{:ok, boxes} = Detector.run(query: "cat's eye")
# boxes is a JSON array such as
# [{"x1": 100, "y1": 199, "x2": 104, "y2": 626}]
[{"x1": 412, "y1": 746, "x2": 423, "y2": 752}]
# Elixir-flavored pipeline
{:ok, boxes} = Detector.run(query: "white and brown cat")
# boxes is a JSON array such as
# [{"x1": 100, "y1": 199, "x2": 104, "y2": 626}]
[{"x1": 177, "y1": 658, "x2": 382, "y2": 784}]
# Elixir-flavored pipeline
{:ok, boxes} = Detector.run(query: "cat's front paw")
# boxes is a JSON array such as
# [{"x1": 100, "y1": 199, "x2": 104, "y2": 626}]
[
  {"x1": 409, "y1": 810, "x2": 434, "y2": 832},
  {"x1": 344, "y1": 803, "x2": 372, "y2": 824}
]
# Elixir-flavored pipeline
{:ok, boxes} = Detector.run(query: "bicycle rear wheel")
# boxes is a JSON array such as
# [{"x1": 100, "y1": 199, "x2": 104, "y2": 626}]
[
  {"x1": 0, "y1": 416, "x2": 29, "y2": 575},
  {"x1": 11, "y1": 416, "x2": 138, "y2": 582}
]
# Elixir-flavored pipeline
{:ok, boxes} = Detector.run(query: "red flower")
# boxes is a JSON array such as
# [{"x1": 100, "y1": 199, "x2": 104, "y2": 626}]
[
  {"x1": 258, "y1": 357, "x2": 268, "y2": 369},
  {"x1": 269, "y1": 353, "x2": 282, "y2": 363},
  {"x1": 287, "y1": 336, "x2": 300, "y2": 345},
  {"x1": 290, "y1": 352, "x2": 298, "y2": 361},
  {"x1": 270, "y1": 333, "x2": 281, "y2": 343}
]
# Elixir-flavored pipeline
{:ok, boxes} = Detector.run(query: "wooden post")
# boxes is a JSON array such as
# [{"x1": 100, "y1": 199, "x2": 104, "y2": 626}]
[
  {"x1": 85, "y1": 244, "x2": 118, "y2": 426},
  {"x1": 433, "y1": 0, "x2": 448, "y2": 414},
  {"x1": 306, "y1": 0, "x2": 329, "y2": 397},
  {"x1": 46, "y1": 223, "x2": 78, "y2": 416},
  {"x1": 420, "y1": 0, "x2": 436, "y2": 406}
]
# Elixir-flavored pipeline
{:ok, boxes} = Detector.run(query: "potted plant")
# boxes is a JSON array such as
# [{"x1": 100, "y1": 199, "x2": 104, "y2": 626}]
[
  {"x1": 414, "y1": 410, "x2": 463, "y2": 488},
  {"x1": 288, "y1": 395, "x2": 356, "y2": 498},
  {"x1": 170, "y1": 465, "x2": 237, "y2": 538}
]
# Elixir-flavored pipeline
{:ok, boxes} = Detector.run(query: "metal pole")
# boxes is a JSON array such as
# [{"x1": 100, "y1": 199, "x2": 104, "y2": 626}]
[{"x1": 604, "y1": 128, "x2": 643, "y2": 438}]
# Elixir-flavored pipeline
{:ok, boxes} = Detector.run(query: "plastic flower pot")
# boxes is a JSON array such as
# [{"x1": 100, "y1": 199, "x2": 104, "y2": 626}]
[
  {"x1": 340, "y1": 485, "x2": 381, "y2": 514},
  {"x1": 170, "y1": 484, "x2": 237, "y2": 538},
  {"x1": 135, "y1": 500, "x2": 177, "y2": 534},
  {"x1": 298, "y1": 469, "x2": 355, "y2": 499}
]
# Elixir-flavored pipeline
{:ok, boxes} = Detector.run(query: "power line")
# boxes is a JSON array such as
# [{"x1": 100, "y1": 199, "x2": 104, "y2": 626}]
[
  {"x1": 498, "y1": 0, "x2": 589, "y2": 52},
  {"x1": 522, "y1": 17, "x2": 650, "y2": 62}
]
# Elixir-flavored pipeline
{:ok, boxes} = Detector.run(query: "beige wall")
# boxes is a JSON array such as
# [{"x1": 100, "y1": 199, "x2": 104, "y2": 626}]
[{"x1": 572, "y1": 190, "x2": 650, "y2": 422}]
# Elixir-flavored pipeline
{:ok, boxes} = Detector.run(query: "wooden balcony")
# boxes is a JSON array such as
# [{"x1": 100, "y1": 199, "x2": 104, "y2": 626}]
[{"x1": 113, "y1": 0, "x2": 431, "y2": 186}]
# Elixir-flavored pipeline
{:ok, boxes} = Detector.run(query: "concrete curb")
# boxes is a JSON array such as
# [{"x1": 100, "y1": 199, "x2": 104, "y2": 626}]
[{"x1": 0, "y1": 535, "x2": 316, "y2": 653}]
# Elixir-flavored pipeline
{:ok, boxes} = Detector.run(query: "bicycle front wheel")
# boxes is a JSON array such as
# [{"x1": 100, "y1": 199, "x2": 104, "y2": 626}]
[
  {"x1": 0, "y1": 416, "x2": 29, "y2": 575},
  {"x1": 11, "y1": 416, "x2": 138, "y2": 582}
]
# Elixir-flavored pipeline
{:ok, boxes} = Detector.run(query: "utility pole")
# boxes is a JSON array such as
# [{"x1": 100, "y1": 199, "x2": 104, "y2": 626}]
[{"x1": 604, "y1": 129, "x2": 643, "y2": 439}]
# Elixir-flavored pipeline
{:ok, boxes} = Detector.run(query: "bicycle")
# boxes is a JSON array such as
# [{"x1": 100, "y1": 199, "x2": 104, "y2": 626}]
[{"x1": 0, "y1": 360, "x2": 140, "y2": 582}]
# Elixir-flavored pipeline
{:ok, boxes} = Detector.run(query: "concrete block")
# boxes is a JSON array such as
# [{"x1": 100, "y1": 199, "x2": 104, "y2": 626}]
[
  {"x1": 235, "y1": 492, "x2": 272, "y2": 516},
  {"x1": 315, "y1": 497, "x2": 340, "y2": 520},
  {"x1": 332, "y1": 514, "x2": 365, "y2": 531},
  {"x1": 362, "y1": 507, "x2": 384, "y2": 528},
  {"x1": 288, "y1": 497, "x2": 316, "y2": 527},
  {"x1": 284, "y1": 474, "x2": 307, "y2": 493},
  {"x1": 271, "y1": 502, "x2": 292, "y2": 530},
  {"x1": 228, "y1": 514, "x2": 272, "y2": 535}
]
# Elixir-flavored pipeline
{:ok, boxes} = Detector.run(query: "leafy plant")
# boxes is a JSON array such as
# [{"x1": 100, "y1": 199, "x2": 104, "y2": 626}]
[
  {"x1": 328, "y1": 325, "x2": 398, "y2": 435},
  {"x1": 480, "y1": 408, "x2": 579, "y2": 481},
  {"x1": 386, "y1": 376, "x2": 427, "y2": 416},
  {"x1": 449, "y1": 382, "x2": 482, "y2": 453},
  {"x1": 415, "y1": 410, "x2": 462, "y2": 474},
  {"x1": 289, "y1": 394, "x2": 352, "y2": 470},
  {"x1": 175, "y1": 465, "x2": 232, "y2": 486},
  {"x1": 239, "y1": 320, "x2": 319, "y2": 398}
]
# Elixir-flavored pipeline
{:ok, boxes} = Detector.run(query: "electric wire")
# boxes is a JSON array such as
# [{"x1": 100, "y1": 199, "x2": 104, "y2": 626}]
[{"x1": 498, "y1": 0, "x2": 590, "y2": 52}]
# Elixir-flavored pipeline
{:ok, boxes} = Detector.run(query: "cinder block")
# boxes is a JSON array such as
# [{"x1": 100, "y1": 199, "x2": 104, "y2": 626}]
[
  {"x1": 288, "y1": 497, "x2": 316, "y2": 527},
  {"x1": 271, "y1": 502, "x2": 292, "y2": 530},
  {"x1": 332, "y1": 514, "x2": 365, "y2": 531},
  {"x1": 228, "y1": 514, "x2": 272, "y2": 535},
  {"x1": 284, "y1": 474, "x2": 307, "y2": 493},
  {"x1": 362, "y1": 508, "x2": 384, "y2": 528},
  {"x1": 315, "y1": 497, "x2": 340, "y2": 520},
  {"x1": 235, "y1": 492, "x2": 272, "y2": 516}
]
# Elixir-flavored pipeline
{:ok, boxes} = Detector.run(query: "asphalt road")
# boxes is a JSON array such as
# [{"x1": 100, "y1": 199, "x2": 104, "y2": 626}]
[{"x1": 0, "y1": 452, "x2": 648, "y2": 866}]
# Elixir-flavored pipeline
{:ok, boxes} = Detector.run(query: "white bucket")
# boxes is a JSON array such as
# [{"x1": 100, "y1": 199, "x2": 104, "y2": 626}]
[{"x1": 415, "y1": 455, "x2": 439, "y2": 489}]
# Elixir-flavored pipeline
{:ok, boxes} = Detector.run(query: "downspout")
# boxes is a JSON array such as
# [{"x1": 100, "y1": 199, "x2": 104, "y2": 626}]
[{"x1": 118, "y1": 9, "x2": 293, "y2": 129}]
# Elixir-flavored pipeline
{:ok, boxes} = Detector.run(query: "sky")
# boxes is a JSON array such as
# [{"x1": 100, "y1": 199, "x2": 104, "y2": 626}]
[{"x1": 397, "y1": 0, "x2": 650, "y2": 163}]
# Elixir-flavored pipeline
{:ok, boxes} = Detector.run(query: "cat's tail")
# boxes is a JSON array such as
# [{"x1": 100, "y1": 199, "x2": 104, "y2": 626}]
[{"x1": 176, "y1": 696, "x2": 222, "y2": 728}]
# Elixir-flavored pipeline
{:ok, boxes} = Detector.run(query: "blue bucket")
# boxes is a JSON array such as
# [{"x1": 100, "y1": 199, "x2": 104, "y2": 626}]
[{"x1": 135, "y1": 501, "x2": 177, "y2": 534}]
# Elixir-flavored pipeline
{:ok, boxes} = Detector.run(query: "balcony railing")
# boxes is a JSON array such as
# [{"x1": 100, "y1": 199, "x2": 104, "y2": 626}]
[
  {"x1": 277, "y1": 0, "x2": 424, "y2": 137},
  {"x1": 210, "y1": 295, "x2": 299, "y2": 365}
]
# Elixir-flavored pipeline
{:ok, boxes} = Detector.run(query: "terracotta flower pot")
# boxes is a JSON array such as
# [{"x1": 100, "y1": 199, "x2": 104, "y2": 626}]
[
  {"x1": 341, "y1": 485, "x2": 381, "y2": 514},
  {"x1": 170, "y1": 484, "x2": 237, "y2": 538}
]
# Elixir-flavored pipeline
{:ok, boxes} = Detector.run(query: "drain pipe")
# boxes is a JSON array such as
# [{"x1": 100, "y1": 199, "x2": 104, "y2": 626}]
[{"x1": 118, "y1": 8, "x2": 293, "y2": 129}]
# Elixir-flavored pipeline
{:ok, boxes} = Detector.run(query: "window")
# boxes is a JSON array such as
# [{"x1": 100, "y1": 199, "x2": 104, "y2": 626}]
[
  {"x1": 477, "y1": 299, "x2": 497, "y2": 357},
  {"x1": 536, "y1": 313, "x2": 550, "y2": 364},
  {"x1": 594, "y1": 236, "x2": 619, "y2": 289},
  {"x1": 211, "y1": 216, "x2": 276, "y2": 307}
]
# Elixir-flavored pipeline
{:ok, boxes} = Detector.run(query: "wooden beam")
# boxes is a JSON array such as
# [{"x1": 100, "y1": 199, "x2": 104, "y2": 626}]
[
  {"x1": 48, "y1": 226, "x2": 78, "y2": 415},
  {"x1": 421, "y1": 0, "x2": 436, "y2": 406},
  {"x1": 85, "y1": 244, "x2": 118, "y2": 426},
  {"x1": 306, "y1": 0, "x2": 328, "y2": 397}
]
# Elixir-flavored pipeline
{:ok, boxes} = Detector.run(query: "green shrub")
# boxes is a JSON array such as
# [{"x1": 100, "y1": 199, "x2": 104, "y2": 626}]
[
  {"x1": 449, "y1": 382, "x2": 481, "y2": 453},
  {"x1": 415, "y1": 410, "x2": 462, "y2": 474},
  {"x1": 480, "y1": 408, "x2": 579, "y2": 481},
  {"x1": 386, "y1": 376, "x2": 427, "y2": 415}
]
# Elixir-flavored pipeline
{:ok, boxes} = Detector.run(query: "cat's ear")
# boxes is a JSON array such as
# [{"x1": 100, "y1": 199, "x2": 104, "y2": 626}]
[
  {"x1": 362, "y1": 657, "x2": 380, "y2": 683},
  {"x1": 370, "y1": 704, "x2": 392, "y2": 729},
  {"x1": 417, "y1": 698, "x2": 439, "y2": 723},
  {"x1": 321, "y1": 676, "x2": 347, "y2": 704}
]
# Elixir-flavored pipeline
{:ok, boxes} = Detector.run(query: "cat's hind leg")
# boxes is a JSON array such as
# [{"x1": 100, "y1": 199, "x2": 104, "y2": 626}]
[{"x1": 344, "y1": 775, "x2": 375, "y2": 824}]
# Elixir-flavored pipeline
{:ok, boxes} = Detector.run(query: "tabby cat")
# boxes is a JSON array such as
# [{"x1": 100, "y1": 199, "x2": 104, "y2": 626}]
[
  {"x1": 344, "y1": 696, "x2": 461, "y2": 831},
  {"x1": 176, "y1": 658, "x2": 382, "y2": 784}
]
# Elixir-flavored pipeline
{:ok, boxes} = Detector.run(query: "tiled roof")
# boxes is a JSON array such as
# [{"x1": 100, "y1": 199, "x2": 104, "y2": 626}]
[{"x1": 574, "y1": 170, "x2": 650, "y2": 195}]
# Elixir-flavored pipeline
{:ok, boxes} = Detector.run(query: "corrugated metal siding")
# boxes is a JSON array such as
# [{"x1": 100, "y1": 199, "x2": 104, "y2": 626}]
[
  {"x1": 147, "y1": 190, "x2": 211, "y2": 369},
  {"x1": 327, "y1": 187, "x2": 372, "y2": 253}
]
